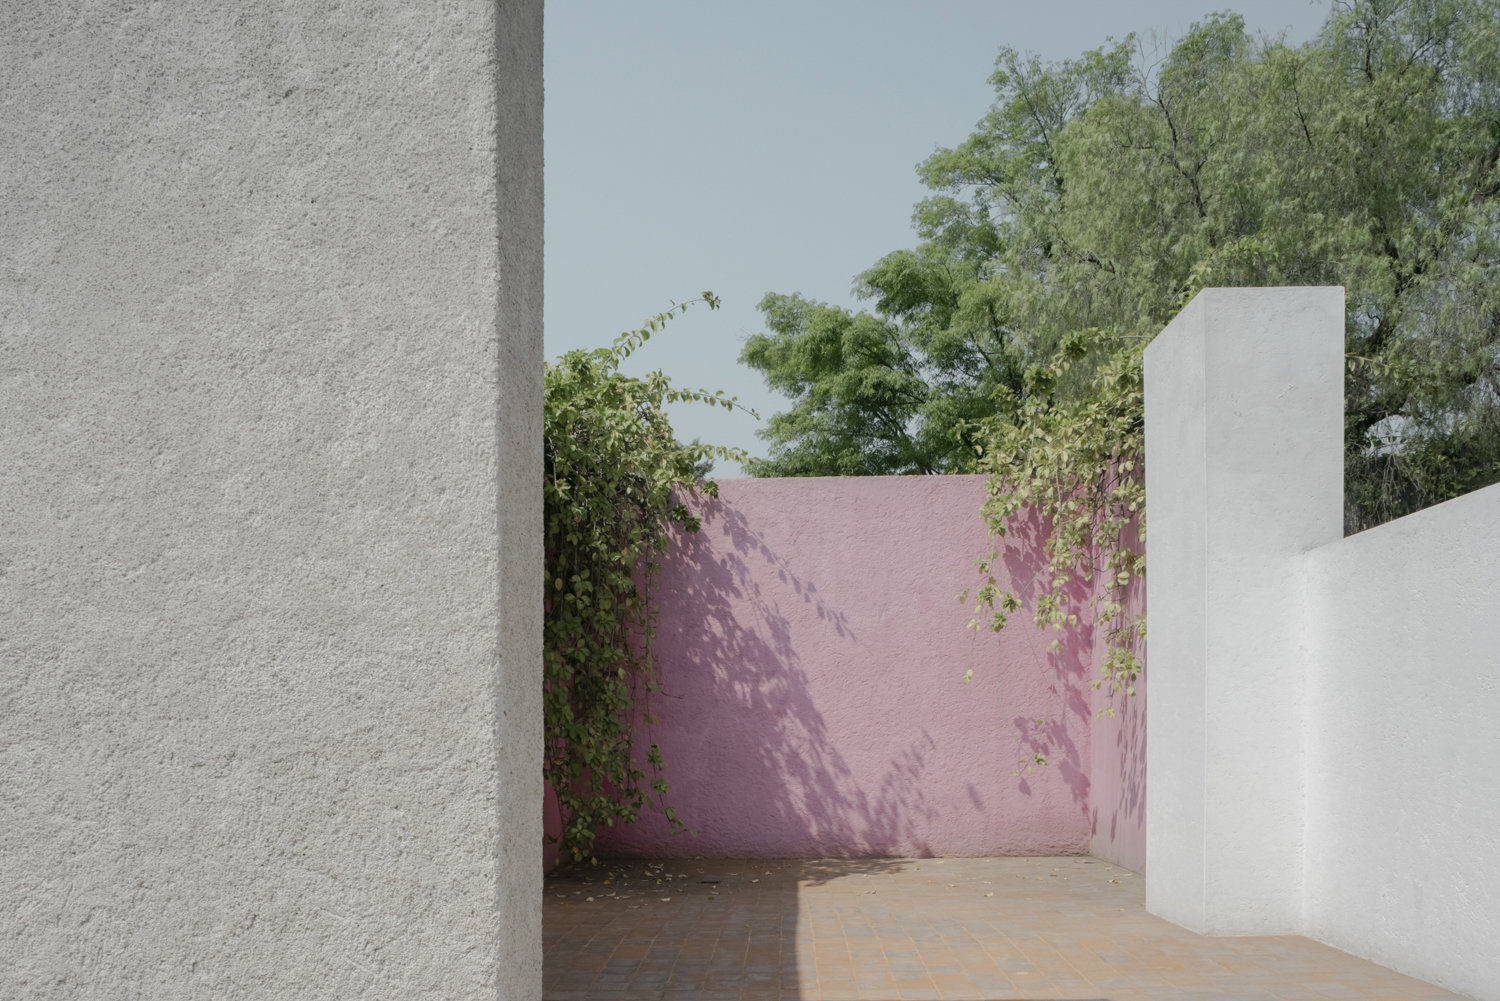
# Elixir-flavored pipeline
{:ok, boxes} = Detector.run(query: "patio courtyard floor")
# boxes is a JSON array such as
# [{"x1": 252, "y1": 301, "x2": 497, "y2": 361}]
[{"x1": 544, "y1": 856, "x2": 1466, "y2": 1001}]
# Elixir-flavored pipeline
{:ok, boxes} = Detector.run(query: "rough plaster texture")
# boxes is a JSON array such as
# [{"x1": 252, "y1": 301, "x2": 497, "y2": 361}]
[
  {"x1": 496, "y1": 0, "x2": 546, "y2": 993},
  {"x1": 1143, "y1": 288, "x2": 1344, "y2": 934},
  {"x1": 588, "y1": 475, "x2": 1122, "y2": 860},
  {"x1": 1303, "y1": 484, "x2": 1500, "y2": 1001},
  {"x1": 1143, "y1": 286, "x2": 1498, "y2": 997},
  {"x1": 0, "y1": 2, "x2": 543, "y2": 998}
]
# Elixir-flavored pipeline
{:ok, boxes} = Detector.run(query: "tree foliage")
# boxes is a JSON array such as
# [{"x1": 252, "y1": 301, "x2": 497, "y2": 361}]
[
  {"x1": 543, "y1": 295, "x2": 745, "y2": 862},
  {"x1": 742, "y1": 0, "x2": 1500, "y2": 535}
]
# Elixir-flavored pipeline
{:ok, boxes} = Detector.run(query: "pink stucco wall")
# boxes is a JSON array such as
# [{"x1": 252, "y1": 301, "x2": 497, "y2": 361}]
[
  {"x1": 1087, "y1": 525, "x2": 1147, "y2": 872},
  {"x1": 571, "y1": 475, "x2": 1144, "y2": 862}
]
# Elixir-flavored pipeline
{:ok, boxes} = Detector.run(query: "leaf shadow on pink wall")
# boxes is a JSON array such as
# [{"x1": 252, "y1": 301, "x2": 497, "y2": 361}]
[
  {"x1": 992, "y1": 507, "x2": 1095, "y2": 811},
  {"x1": 595, "y1": 493, "x2": 946, "y2": 859}
]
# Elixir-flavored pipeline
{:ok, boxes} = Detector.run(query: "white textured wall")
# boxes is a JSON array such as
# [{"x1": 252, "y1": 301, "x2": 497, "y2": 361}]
[
  {"x1": 1145, "y1": 286, "x2": 1499, "y2": 999},
  {"x1": 0, "y1": 2, "x2": 543, "y2": 998},
  {"x1": 1142, "y1": 306, "x2": 1207, "y2": 906},
  {"x1": 1303, "y1": 484, "x2": 1500, "y2": 1001},
  {"x1": 1144, "y1": 288, "x2": 1344, "y2": 934}
]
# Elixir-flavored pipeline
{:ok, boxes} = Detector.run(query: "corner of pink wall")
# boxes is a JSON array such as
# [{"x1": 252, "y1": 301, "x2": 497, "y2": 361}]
[
  {"x1": 1086, "y1": 545, "x2": 1147, "y2": 873},
  {"x1": 543, "y1": 781, "x2": 561, "y2": 872},
  {"x1": 592, "y1": 475, "x2": 1100, "y2": 860}
]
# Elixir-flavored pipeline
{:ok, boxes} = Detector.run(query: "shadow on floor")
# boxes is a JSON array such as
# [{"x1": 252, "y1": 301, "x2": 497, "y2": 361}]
[{"x1": 543, "y1": 856, "x2": 1461, "y2": 1001}]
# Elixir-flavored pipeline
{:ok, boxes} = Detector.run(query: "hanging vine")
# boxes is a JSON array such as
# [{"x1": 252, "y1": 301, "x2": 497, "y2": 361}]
[
  {"x1": 965, "y1": 329, "x2": 1147, "y2": 743},
  {"x1": 543, "y1": 294, "x2": 749, "y2": 862}
]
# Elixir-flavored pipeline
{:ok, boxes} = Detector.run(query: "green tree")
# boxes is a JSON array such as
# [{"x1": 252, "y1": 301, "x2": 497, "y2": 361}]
[
  {"x1": 544, "y1": 295, "x2": 746, "y2": 861},
  {"x1": 741, "y1": 0, "x2": 1500, "y2": 535}
]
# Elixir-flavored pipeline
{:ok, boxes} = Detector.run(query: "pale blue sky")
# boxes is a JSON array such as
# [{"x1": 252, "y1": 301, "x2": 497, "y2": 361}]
[{"x1": 545, "y1": 0, "x2": 1333, "y2": 474}]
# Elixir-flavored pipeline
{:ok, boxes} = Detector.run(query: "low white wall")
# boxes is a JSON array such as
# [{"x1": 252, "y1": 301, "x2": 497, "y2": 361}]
[{"x1": 1303, "y1": 484, "x2": 1500, "y2": 1001}]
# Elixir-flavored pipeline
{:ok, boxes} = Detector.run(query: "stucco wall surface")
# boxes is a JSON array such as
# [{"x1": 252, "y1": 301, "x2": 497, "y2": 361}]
[
  {"x1": 1143, "y1": 286, "x2": 1497, "y2": 999},
  {"x1": 591, "y1": 475, "x2": 1112, "y2": 860},
  {"x1": 0, "y1": 2, "x2": 543, "y2": 998},
  {"x1": 1143, "y1": 287, "x2": 1344, "y2": 935},
  {"x1": 1303, "y1": 483, "x2": 1500, "y2": 1001}
]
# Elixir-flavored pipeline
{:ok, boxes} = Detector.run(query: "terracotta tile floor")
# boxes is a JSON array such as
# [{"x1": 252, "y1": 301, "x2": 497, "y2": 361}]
[{"x1": 543, "y1": 857, "x2": 1467, "y2": 1001}]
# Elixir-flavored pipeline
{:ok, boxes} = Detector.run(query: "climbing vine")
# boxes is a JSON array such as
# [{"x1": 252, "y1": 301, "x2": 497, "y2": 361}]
[
  {"x1": 966, "y1": 330, "x2": 1146, "y2": 739},
  {"x1": 543, "y1": 294, "x2": 747, "y2": 862}
]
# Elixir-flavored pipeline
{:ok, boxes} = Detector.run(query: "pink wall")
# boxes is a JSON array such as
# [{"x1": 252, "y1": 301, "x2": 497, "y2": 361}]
[
  {"x1": 575, "y1": 475, "x2": 1145, "y2": 862},
  {"x1": 1087, "y1": 547, "x2": 1147, "y2": 872}
]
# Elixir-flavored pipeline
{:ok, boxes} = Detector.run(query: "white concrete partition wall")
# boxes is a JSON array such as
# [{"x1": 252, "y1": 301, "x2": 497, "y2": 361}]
[
  {"x1": 1, "y1": 3, "x2": 543, "y2": 999},
  {"x1": 1146, "y1": 287, "x2": 1500, "y2": 1001},
  {"x1": 1303, "y1": 480, "x2": 1500, "y2": 1000},
  {"x1": 1143, "y1": 288, "x2": 1344, "y2": 934}
]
